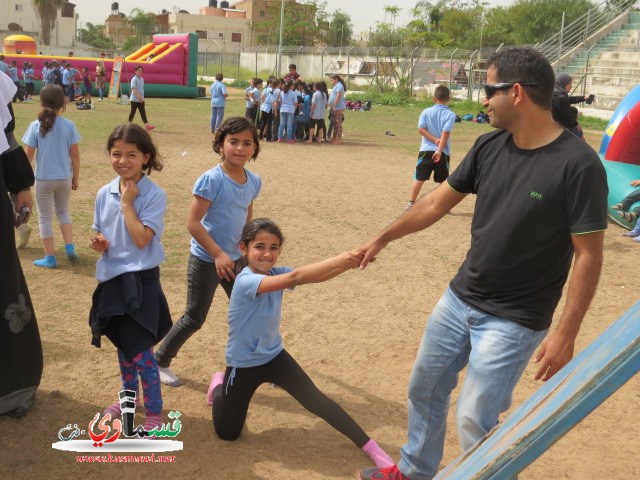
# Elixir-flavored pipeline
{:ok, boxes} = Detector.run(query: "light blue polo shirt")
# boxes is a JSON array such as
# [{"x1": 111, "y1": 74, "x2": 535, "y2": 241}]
[
  {"x1": 279, "y1": 90, "x2": 297, "y2": 114},
  {"x1": 225, "y1": 266, "x2": 295, "y2": 368},
  {"x1": 328, "y1": 82, "x2": 346, "y2": 110},
  {"x1": 210, "y1": 80, "x2": 227, "y2": 107},
  {"x1": 418, "y1": 104, "x2": 457, "y2": 155},
  {"x1": 260, "y1": 86, "x2": 273, "y2": 113},
  {"x1": 190, "y1": 164, "x2": 261, "y2": 263},
  {"x1": 62, "y1": 68, "x2": 75, "y2": 85},
  {"x1": 8, "y1": 66, "x2": 18, "y2": 82},
  {"x1": 245, "y1": 86, "x2": 260, "y2": 109},
  {"x1": 130, "y1": 75, "x2": 144, "y2": 102},
  {"x1": 24, "y1": 67, "x2": 34, "y2": 84},
  {"x1": 0, "y1": 61, "x2": 8, "y2": 75},
  {"x1": 92, "y1": 175, "x2": 166, "y2": 283},
  {"x1": 22, "y1": 116, "x2": 81, "y2": 181}
]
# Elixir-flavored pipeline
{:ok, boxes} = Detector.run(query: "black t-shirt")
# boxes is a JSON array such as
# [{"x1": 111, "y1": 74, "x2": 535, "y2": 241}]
[{"x1": 447, "y1": 129, "x2": 608, "y2": 330}]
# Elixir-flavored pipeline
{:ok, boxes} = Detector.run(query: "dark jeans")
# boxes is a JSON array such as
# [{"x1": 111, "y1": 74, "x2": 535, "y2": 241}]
[
  {"x1": 155, "y1": 254, "x2": 235, "y2": 367},
  {"x1": 259, "y1": 110, "x2": 273, "y2": 139},
  {"x1": 621, "y1": 188, "x2": 640, "y2": 212},
  {"x1": 271, "y1": 110, "x2": 280, "y2": 141},
  {"x1": 212, "y1": 349, "x2": 370, "y2": 447},
  {"x1": 129, "y1": 101, "x2": 149, "y2": 124}
]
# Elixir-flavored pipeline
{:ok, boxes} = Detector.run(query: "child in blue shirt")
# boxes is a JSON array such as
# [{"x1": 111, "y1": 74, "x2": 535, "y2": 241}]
[
  {"x1": 258, "y1": 76, "x2": 275, "y2": 140},
  {"x1": 244, "y1": 78, "x2": 262, "y2": 124},
  {"x1": 208, "y1": 218, "x2": 395, "y2": 469},
  {"x1": 156, "y1": 117, "x2": 262, "y2": 387},
  {"x1": 407, "y1": 85, "x2": 457, "y2": 209},
  {"x1": 89, "y1": 123, "x2": 170, "y2": 434},
  {"x1": 22, "y1": 85, "x2": 81, "y2": 268}
]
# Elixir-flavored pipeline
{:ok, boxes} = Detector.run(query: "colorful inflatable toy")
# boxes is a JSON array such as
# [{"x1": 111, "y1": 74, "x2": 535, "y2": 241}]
[
  {"x1": 1, "y1": 32, "x2": 201, "y2": 98},
  {"x1": 599, "y1": 85, "x2": 640, "y2": 229}
]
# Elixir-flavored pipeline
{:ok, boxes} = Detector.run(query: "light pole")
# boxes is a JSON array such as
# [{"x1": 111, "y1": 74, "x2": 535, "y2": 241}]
[{"x1": 277, "y1": 0, "x2": 285, "y2": 73}]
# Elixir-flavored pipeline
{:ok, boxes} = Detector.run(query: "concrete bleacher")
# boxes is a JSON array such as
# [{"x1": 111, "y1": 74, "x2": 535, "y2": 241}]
[{"x1": 558, "y1": 11, "x2": 640, "y2": 115}]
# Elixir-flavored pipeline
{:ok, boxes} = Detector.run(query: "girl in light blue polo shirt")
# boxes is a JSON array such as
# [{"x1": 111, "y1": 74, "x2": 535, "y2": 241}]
[
  {"x1": 89, "y1": 124, "x2": 171, "y2": 435},
  {"x1": 155, "y1": 117, "x2": 262, "y2": 387},
  {"x1": 207, "y1": 218, "x2": 394, "y2": 469},
  {"x1": 22, "y1": 85, "x2": 80, "y2": 269}
]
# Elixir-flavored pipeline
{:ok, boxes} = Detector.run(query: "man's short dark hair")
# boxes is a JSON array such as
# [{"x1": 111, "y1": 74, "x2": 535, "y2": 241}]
[
  {"x1": 434, "y1": 85, "x2": 450, "y2": 102},
  {"x1": 288, "y1": 63, "x2": 296, "y2": 70},
  {"x1": 486, "y1": 47, "x2": 554, "y2": 110}
]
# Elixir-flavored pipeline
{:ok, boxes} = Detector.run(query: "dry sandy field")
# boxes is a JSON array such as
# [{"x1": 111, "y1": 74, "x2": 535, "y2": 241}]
[{"x1": 1, "y1": 91, "x2": 638, "y2": 479}]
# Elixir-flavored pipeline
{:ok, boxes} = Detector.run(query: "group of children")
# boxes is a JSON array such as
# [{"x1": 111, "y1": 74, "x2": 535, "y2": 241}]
[
  {"x1": 17, "y1": 83, "x2": 394, "y2": 468},
  {"x1": 222, "y1": 73, "x2": 346, "y2": 144},
  {"x1": 41, "y1": 59, "x2": 106, "y2": 104}
]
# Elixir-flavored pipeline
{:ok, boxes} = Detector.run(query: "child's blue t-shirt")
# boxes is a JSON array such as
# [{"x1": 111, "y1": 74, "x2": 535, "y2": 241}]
[
  {"x1": 418, "y1": 104, "x2": 457, "y2": 155},
  {"x1": 328, "y1": 82, "x2": 346, "y2": 110},
  {"x1": 130, "y1": 75, "x2": 144, "y2": 102},
  {"x1": 225, "y1": 265, "x2": 295, "y2": 368},
  {"x1": 22, "y1": 116, "x2": 81, "y2": 181},
  {"x1": 210, "y1": 80, "x2": 227, "y2": 107},
  {"x1": 279, "y1": 90, "x2": 298, "y2": 114},
  {"x1": 311, "y1": 91, "x2": 327, "y2": 120},
  {"x1": 190, "y1": 164, "x2": 261, "y2": 263},
  {"x1": 260, "y1": 86, "x2": 273, "y2": 113},
  {"x1": 92, "y1": 175, "x2": 166, "y2": 283}
]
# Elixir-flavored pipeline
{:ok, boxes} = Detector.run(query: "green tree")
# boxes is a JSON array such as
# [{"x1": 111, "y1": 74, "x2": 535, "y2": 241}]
[
  {"x1": 126, "y1": 8, "x2": 158, "y2": 48},
  {"x1": 253, "y1": 0, "x2": 327, "y2": 46},
  {"x1": 326, "y1": 10, "x2": 353, "y2": 47},
  {"x1": 32, "y1": 0, "x2": 66, "y2": 46},
  {"x1": 368, "y1": 22, "x2": 405, "y2": 47},
  {"x1": 78, "y1": 22, "x2": 115, "y2": 50}
]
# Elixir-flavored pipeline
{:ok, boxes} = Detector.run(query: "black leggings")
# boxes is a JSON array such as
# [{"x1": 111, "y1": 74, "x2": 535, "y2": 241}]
[
  {"x1": 212, "y1": 349, "x2": 370, "y2": 447},
  {"x1": 129, "y1": 101, "x2": 148, "y2": 123}
]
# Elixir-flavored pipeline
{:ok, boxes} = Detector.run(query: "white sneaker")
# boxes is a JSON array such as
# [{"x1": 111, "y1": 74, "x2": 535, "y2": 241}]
[
  {"x1": 16, "y1": 223, "x2": 32, "y2": 249},
  {"x1": 158, "y1": 366, "x2": 183, "y2": 387}
]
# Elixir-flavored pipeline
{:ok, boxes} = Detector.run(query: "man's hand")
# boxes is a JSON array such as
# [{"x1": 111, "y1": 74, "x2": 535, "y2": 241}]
[
  {"x1": 215, "y1": 252, "x2": 236, "y2": 281},
  {"x1": 533, "y1": 331, "x2": 575, "y2": 381}
]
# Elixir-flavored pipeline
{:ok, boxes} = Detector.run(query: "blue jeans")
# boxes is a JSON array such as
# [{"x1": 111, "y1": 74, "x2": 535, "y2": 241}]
[
  {"x1": 278, "y1": 111, "x2": 294, "y2": 140},
  {"x1": 211, "y1": 106, "x2": 225, "y2": 132},
  {"x1": 399, "y1": 287, "x2": 547, "y2": 479}
]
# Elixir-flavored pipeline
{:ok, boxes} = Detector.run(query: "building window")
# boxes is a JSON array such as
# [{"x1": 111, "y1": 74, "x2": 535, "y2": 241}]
[
  {"x1": 218, "y1": 33, "x2": 224, "y2": 38},
  {"x1": 259, "y1": 10, "x2": 265, "y2": 17},
  {"x1": 195, "y1": 29, "x2": 207, "y2": 39},
  {"x1": 231, "y1": 33, "x2": 241, "y2": 43},
  {"x1": 15, "y1": 4, "x2": 22, "y2": 11}
]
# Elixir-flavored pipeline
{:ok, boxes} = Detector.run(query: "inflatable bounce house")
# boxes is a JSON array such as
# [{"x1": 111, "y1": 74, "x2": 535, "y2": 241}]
[
  {"x1": 1, "y1": 32, "x2": 200, "y2": 98},
  {"x1": 600, "y1": 85, "x2": 640, "y2": 229}
]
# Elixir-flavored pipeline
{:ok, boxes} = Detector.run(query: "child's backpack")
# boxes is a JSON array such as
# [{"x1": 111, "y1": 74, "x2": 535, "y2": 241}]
[
  {"x1": 362, "y1": 100, "x2": 372, "y2": 111},
  {"x1": 119, "y1": 94, "x2": 130, "y2": 105},
  {"x1": 476, "y1": 111, "x2": 490, "y2": 124},
  {"x1": 462, "y1": 113, "x2": 474, "y2": 121},
  {"x1": 75, "y1": 102, "x2": 92, "y2": 110}
]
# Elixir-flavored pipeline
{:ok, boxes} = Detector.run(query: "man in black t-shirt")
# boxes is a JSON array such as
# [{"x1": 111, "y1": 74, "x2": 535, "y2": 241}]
[{"x1": 358, "y1": 48, "x2": 607, "y2": 480}]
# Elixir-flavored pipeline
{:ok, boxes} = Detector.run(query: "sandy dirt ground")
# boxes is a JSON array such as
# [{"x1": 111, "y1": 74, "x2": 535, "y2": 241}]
[{"x1": 1, "y1": 105, "x2": 638, "y2": 480}]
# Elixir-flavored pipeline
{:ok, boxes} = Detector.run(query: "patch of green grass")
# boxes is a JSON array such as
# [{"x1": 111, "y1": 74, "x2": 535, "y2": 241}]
[{"x1": 579, "y1": 114, "x2": 609, "y2": 131}]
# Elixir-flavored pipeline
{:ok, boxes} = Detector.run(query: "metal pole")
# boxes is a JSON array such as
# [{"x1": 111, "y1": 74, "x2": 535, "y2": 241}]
[
  {"x1": 409, "y1": 47, "x2": 418, "y2": 96},
  {"x1": 468, "y1": 49, "x2": 477, "y2": 102},
  {"x1": 237, "y1": 44, "x2": 242, "y2": 80},
  {"x1": 297, "y1": 45, "x2": 303, "y2": 70},
  {"x1": 255, "y1": 45, "x2": 261, "y2": 78},
  {"x1": 376, "y1": 47, "x2": 383, "y2": 92},
  {"x1": 220, "y1": 44, "x2": 224, "y2": 75},
  {"x1": 277, "y1": 0, "x2": 285, "y2": 74},
  {"x1": 346, "y1": 46, "x2": 354, "y2": 91},
  {"x1": 204, "y1": 43, "x2": 212, "y2": 75},
  {"x1": 320, "y1": 46, "x2": 327, "y2": 80},
  {"x1": 449, "y1": 48, "x2": 458, "y2": 89},
  {"x1": 558, "y1": 12, "x2": 565, "y2": 63},
  {"x1": 583, "y1": 9, "x2": 591, "y2": 46}
]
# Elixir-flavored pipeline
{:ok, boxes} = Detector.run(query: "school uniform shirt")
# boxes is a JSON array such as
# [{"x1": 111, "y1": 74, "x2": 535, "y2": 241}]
[
  {"x1": 22, "y1": 117, "x2": 81, "y2": 180},
  {"x1": 23, "y1": 68, "x2": 34, "y2": 84},
  {"x1": 8, "y1": 67, "x2": 19, "y2": 82},
  {"x1": 260, "y1": 86, "x2": 273, "y2": 113},
  {"x1": 0, "y1": 61, "x2": 8, "y2": 75},
  {"x1": 41, "y1": 67, "x2": 49, "y2": 85},
  {"x1": 279, "y1": 90, "x2": 298, "y2": 114},
  {"x1": 328, "y1": 82, "x2": 346, "y2": 110},
  {"x1": 311, "y1": 91, "x2": 327, "y2": 119},
  {"x1": 418, "y1": 104, "x2": 457, "y2": 155},
  {"x1": 271, "y1": 88, "x2": 282, "y2": 110},
  {"x1": 92, "y1": 175, "x2": 166, "y2": 283},
  {"x1": 190, "y1": 164, "x2": 261, "y2": 263},
  {"x1": 130, "y1": 75, "x2": 144, "y2": 102},
  {"x1": 62, "y1": 68, "x2": 73, "y2": 86},
  {"x1": 225, "y1": 266, "x2": 295, "y2": 368},
  {"x1": 210, "y1": 80, "x2": 227, "y2": 107},
  {"x1": 245, "y1": 86, "x2": 254, "y2": 109}
]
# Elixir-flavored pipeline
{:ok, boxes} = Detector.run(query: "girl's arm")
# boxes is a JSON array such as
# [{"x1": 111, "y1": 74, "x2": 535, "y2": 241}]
[
  {"x1": 187, "y1": 195, "x2": 236, "y2": 281},
  {"x1": 24, "y1": 146, "x2": 35, "y2": 164},
  {"x1": 332, "y1": 91, "x2": 343, "y2": 110},
  {"x1": 257, "y1": 250, "x2": 362, "y2": 294},
  {"x1": 246, "y1": 201, "x2": 254, "y2": 223},
  {"x1": 121, "y1": 180, "x2": 156, "y2": 248},
  {"x1": 70, "y1": 143, "x2": 80, "y2": 190}
]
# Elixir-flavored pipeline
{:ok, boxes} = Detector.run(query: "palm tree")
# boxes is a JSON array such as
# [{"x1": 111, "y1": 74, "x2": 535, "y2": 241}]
[{"x1": 32, "y1": 0, "x2": 66, "y2": 46}]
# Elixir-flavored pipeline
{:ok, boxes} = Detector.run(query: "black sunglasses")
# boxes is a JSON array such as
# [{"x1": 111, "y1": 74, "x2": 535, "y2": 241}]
[{"x1": 483, "y1": 82, "x2": 539, "y2": 99}]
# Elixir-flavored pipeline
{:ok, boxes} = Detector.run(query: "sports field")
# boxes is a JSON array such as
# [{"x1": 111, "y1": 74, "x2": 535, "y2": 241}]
[{"x1": 4, "y1": 89, "x2": 638, "y2": 479}]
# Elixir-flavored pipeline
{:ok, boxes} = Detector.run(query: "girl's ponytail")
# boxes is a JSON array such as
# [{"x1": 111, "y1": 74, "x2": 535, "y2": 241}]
[{"x1": 37, "y1": 85, "x2": 65, "y2": 136}]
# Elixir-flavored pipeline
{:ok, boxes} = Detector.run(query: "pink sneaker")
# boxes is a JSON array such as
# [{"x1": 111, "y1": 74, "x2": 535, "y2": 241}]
[
  {"x1": 144, "y1": 413, "x2": 163, "y2": 439},
  {"x1": 286, "y1": 139, "x2": 296, "y2": 144},
  {"x1": 145, "y1": 124, "x2": 155, "y2": 131},
  {"x1": 277, "y1": 138, "x2": 285, "y2": 143},
  {"x1": 207, "y1": 371, "x2": 225, "y2": 406}
]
